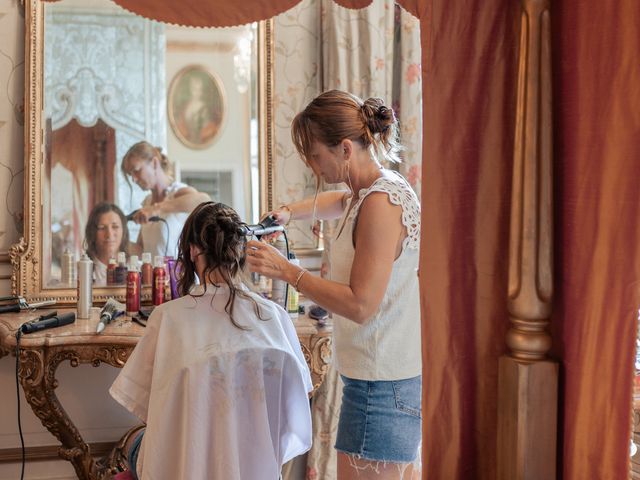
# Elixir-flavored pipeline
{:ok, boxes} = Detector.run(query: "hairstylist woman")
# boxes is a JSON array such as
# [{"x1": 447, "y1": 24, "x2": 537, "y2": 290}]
[
  {"x1": 246, "y1": 90, "x2": 421, "y2": 479},
  {"x1": 122, "y1": 141, "x2": 210, "y2": 259}
]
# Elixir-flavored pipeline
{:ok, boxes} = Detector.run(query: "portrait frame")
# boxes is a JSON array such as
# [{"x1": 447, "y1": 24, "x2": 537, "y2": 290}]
[{"x1": 167, "y1": 65, "x2": 226, "y2": 150}]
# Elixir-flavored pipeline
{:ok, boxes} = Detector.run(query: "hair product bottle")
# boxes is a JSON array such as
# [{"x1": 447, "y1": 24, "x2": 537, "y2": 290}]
[
  {"x1": 115, "y1": 251, "x2": 127, "y2": 285},
  {"x1": 287, "y1": 252, "x2": 300, "y2": 319},
  {"x1": 152, "y1": 255, "x2": 166, "y2": 306},
  {"x1": 106, "y1": 257, "x2": 117, "y2": 286},
  {"x1": 141, "y1": 252, "x2": 153, "y2": 286},
  {"x1": 126, "y1": 255, "x2": 141, "y2": 317},
  {"x1": 271, "y1": 236, "x2": 287, "y2": 307},
  {"x1": 77, "y1": 253, "x2": 93, "y2": 319},
  {"x1": 61, "y1": 249, "x2": 76, "y2": 286},
  {"x1": 167, "y1": 258, "x2": 179, "y2": 300}
]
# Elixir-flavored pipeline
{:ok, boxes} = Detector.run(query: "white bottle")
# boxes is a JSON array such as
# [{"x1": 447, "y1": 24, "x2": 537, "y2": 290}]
[
  {"x1": 271, "y1": 236, "x2": 287, "y2": 307},
  {"x1": 61, "y1": 249, "x2": 76, "y2": 286},
  {"x1": 77, "y1": 253, "x2": 93, "y2": 319}
]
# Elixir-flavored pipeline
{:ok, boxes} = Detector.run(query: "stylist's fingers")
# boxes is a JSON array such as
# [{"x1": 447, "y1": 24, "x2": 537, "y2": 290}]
[
  {"x1": 248, "y1": 240, "x2": 288, "y2": 259},
  {"x1": 132, "y1": 211, "x2": 146, "y2": 224},
  {"x1": 246, "y1": 240, "x2": 288, "y2": 277}
]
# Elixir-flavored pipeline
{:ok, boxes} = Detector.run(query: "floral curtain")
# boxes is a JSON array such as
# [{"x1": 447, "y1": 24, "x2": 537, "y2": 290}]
[{"x1": 305, "y1": 2, "x2": 422, "y2": 479}]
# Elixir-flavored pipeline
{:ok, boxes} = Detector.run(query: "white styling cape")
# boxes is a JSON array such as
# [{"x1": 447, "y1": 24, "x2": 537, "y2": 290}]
[{"x1": 110, "y1": 284, "x2": 313, "y2": 480}]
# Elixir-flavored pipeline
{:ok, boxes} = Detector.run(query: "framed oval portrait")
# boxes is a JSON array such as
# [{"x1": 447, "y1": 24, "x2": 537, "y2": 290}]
[{"x1": 168, "y1": 65, "x2": 226, "y2": 149}]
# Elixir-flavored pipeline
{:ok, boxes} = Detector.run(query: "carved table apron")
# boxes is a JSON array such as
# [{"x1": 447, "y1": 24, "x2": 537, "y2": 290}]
[{"x1": 0, "y1": 308, "x2": 332, "y2": 480}]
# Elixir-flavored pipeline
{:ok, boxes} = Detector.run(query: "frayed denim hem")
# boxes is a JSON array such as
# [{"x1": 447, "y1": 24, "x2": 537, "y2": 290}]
[{"x1": 335, "y1": 443, "x2": 422, "y2": 478}]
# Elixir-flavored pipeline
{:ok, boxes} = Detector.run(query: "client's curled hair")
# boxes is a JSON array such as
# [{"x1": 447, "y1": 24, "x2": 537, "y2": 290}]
[{"x1": 177, "y1": 201, "x2": 267, "y2": 329}]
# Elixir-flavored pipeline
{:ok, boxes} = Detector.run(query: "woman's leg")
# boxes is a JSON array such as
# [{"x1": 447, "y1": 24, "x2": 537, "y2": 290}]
[{"x1": 337, "y1": 452, "x2": 420, "y2": 479}]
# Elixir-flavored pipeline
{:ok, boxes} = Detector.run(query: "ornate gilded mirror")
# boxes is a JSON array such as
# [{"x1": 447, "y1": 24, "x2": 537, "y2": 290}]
[{"x1": 11, "y1": 0, "x2": 274, "y2": 304}]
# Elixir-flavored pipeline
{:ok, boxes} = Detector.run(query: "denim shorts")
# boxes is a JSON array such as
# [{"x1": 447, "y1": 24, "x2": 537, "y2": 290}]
[{"x1": 335, "y1": 374, "x2": 422, "y2": 463}]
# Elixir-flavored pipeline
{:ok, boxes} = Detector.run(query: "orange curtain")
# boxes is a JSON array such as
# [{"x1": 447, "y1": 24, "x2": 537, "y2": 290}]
[
  {"x1": 60, "y1": 0, "x2": 421, "y2": 28},
  {"x1": 419, "y1": 1, "x2": 519, "y2": 478},
  {"x1": 550, "y1": 1, "x2": 640, "y2": 478}
]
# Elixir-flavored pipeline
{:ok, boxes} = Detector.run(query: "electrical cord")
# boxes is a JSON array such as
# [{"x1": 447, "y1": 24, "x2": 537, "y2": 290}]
[
  {"x1": 282, "y1": 229, "x2": 290, "y2": 308},
  {"x1": 15, "y1": 329, "x2": 25, "y2": 480},
  {"x1": 127, "y1": 211, "x2": 170, "y2": 258},
  {"x1": 156, "y1": 218, "x2": 170, "y2": 258}
]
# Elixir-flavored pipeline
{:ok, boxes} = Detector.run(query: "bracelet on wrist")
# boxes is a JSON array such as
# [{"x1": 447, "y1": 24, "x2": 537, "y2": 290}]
[{"x1": 293, "y1": 268, "x2": 307, "y2": 291}]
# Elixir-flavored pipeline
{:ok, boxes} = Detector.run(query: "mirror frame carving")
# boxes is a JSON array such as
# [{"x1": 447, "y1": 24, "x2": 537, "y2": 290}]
[{"x1": 10, "y1": 0, "x2": 275, "y2": 305}]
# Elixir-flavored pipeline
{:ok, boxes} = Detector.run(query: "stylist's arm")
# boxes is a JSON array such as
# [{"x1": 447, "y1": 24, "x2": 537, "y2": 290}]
[{"x1": 246, "y1": 193, "x2": 404, "y2": 324}]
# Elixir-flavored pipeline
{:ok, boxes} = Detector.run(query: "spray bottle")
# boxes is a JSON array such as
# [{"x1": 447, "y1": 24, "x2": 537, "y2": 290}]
[
  {"x1": 77, "y1": 253, "x2": 93, "y2": 319},
  {"x1": 271, "y1": 235, "x2": 287, "y2": 307},
  {"x1": 126, "y1": 255, "x2": 141, "y2": 317},
  {"x1": 61, "y1": 249, "x2": 76, "y2": 286},
  {"x1": 152, "y1": 255, "x2": 166, "y2": 306},
  {"x1": 115, "y1": 251, "x2": 127, "y2": 285},
  {"x1": 141, "y1": 252, "x2": 153, "y2": 286}
]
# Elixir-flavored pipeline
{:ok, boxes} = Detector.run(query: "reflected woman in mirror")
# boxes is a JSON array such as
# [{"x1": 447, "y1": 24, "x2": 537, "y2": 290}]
[
  {"x1": 84, "y1": 202, "x2": 129, "y2": 286},
  {"x1": 246, "y1": 90, "x2": 421, "y2": 479},
  {"x1": 122, "y1": 141, "x2": 210, "y2": 259}
]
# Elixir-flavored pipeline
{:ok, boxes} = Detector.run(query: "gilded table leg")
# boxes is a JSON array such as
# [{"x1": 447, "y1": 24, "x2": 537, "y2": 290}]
[
  {"x1": 18, "y1": 347, "x2": 95, "y2": 479},
  {"x1": 300, "y1": 336, "x2": 332, "y2": 396},
  {"x1": 17, "y1": 345, "x2": 134, "y2": 480}
]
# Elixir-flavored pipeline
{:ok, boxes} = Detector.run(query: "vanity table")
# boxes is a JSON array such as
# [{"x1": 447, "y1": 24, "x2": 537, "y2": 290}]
[{"x1": 0, "y1": 308, "x2": 331, "y2": 480}]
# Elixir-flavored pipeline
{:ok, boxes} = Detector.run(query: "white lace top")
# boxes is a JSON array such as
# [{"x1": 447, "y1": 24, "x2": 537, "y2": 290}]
[{"x1": 330, "y1": 169, "x2": 421, "y2": 380}]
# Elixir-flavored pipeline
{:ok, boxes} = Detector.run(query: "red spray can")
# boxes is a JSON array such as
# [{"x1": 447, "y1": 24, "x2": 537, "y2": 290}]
[
  {"x1": 126, "y1": 255, "x2": 141, "y2": 316},
  {"x1": 152, "y1": 255, "x2": 166, "y2": 306}
]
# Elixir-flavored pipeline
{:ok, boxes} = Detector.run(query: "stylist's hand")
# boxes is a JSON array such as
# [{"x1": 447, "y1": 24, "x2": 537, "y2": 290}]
[
  {"x1": 271, "y1": 206, "x2": 291, "y2": 226},
  {"x1": 245, "y1": 239, "x2": 296, "y2": 282},
  {"x1": 131, "y1": 205, "x2": 159, "y2": 224},
  {"x1": 258, "y1": 206, "x2": 291, "y2": 241}
]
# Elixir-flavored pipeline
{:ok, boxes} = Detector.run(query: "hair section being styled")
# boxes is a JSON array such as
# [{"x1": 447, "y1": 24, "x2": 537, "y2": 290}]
[
  {"x1": 84, "y1": 202, "x2": 129, "y2": 261},
  {"x1": 291, "y1": 89, "x2": 401, "y2": 166},
  {"x1": 176, "y1": 201, "x2": 269, "y2": 329}
]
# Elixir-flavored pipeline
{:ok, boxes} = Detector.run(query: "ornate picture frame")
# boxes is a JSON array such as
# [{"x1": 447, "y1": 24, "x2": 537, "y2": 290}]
[{"x1": 167, "y1": 65, "x2": 226, "y2": 150}]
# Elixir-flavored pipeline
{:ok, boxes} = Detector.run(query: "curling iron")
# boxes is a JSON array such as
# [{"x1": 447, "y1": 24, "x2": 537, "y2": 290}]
[
  {"x1": 20, "y1": 311, "x2": 75, "y2": 334},
  {"x1": 241, "y1": 215, "x2": 285, "y2": 240},
  {"x1": 0, "y1": 296, "x2": 57, "y2": 314},
  {"x1": 126, "y1": 209, "x2": 162, "y2": 222}
]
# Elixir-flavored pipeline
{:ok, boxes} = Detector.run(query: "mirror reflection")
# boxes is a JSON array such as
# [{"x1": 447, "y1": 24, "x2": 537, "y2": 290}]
[{"x1": 42, "y1": 0, "x2": 261, "y2": 287}]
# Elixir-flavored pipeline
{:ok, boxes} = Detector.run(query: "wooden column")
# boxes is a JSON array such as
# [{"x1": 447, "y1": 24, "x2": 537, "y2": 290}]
[{"x1": 497, "y1": 0, "x2": 557, "y2": 479}]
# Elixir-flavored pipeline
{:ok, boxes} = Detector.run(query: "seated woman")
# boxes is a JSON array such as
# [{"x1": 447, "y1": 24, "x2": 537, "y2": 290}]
[
  {"x1": 109, "y1": 202, "x2": 313, "y2": 480},
  {"x1": 83, "y1": 202, "x2": 129, "y2": 286}
]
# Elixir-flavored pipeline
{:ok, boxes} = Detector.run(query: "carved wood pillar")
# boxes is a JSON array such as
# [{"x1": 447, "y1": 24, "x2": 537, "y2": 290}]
[{"x1": 497, "y1": 0, "x2": 558, "y2": 479}]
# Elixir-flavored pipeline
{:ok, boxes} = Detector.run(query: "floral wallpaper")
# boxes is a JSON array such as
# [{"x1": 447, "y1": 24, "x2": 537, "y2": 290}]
[
  {"x1": 272, "y1": 0, "x2": 322, "y2": 250},
  {"x1": 272, "y1": 0, "x2": 422, "y2": 257},
  {"x1": 0, "y1": 0, "x2": 25, "y2": 258}
]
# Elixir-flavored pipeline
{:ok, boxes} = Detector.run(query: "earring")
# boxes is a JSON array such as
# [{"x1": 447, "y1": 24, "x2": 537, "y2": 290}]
[{"x1": 346, "y1": 162, "x2": 355, "y2": 193}]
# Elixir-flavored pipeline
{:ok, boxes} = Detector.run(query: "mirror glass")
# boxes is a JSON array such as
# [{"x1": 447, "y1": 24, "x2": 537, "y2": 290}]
[{"x1": 41, "y1": 0, "x2": 262, "y2": 288}]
